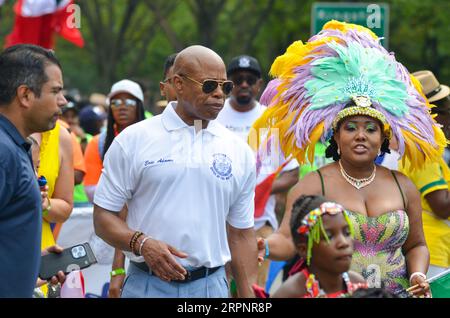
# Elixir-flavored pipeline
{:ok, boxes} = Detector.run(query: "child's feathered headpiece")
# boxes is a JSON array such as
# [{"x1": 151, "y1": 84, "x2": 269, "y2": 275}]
[{"x1": 253, "y1": 20, "x2": 447, "y2": 170}]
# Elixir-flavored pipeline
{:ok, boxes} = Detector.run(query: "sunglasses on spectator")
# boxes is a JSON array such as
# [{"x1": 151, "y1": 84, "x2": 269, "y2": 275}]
[
  {"x1": 110, "y1": 98, "x2": 137, "y2": 108},
  {"x1": 180, "y1": 74, "x2": 234, "y2": 95},
  {"x1": 231, "y1": 74, "x2": 258, "y2": 86}
]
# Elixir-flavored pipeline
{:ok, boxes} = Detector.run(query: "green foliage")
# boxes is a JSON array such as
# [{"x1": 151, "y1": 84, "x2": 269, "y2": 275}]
[{"x1": 0, "y1": 0, "x2": 448, "y2": 108}]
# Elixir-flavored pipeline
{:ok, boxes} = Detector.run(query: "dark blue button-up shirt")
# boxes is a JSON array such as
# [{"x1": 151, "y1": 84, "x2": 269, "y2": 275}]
[{"x1": 0, "y1": 114, "x2": 42, "y2": 297}]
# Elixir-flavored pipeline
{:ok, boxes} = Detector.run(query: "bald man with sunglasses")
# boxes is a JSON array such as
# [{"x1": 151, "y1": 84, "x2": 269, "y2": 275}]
[{"x1": 93, "y1": 45, "x2": 258, "y2": 298}]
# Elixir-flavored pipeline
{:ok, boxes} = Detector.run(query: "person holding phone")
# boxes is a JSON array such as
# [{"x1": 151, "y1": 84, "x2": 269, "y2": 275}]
[{"x1": 0, "y1": 44, "x2": 67, "y2": 297}]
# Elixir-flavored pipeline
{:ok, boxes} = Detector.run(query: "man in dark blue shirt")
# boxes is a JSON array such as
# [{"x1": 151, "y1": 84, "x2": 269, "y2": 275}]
[{"x1": 0, "y1": 44, "x2": 67, "y2": 297}]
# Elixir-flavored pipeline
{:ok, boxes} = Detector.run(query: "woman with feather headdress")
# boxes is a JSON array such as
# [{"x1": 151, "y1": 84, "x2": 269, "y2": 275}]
[{"x1": 255, "y1": 21, "x2": 444, "y2": 297}]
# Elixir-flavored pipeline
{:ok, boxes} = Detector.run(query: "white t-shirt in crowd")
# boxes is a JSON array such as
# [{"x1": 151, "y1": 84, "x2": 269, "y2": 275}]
[
  {"x1": 216, "y1": 99, "x2": 299, "y2": 230},
  {"x1": 94, "y1": 102, "x2": 256, "y2": 268},
  {"x1": 379, "y1": 149, "x2": 400, "y2": 170}
]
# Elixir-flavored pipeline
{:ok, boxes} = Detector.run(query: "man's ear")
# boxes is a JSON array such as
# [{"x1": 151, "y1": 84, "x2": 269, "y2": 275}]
[
  {"x1": 159, "y1": 82, "x2": 166, "y2": 98},
  {"x1": 16, "y1": 85, "x2": 34, "y2": 109},
  {"x1": 172, "y1": 75, "x2": 183, "y2": 93}
]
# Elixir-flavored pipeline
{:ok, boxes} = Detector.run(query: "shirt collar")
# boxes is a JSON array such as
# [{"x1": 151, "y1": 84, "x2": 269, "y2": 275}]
[
  {"x1": 161, "y1": 101, "x2": 223, "y2": 136},
  {"x1": 0, "y1": 114, "x2": 31, "y2": 151}
]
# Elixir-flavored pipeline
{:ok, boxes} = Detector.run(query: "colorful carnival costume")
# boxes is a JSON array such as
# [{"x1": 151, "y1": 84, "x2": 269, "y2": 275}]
[{"x1": 253, "y1": 20, "x2": 446, "y2": 295}]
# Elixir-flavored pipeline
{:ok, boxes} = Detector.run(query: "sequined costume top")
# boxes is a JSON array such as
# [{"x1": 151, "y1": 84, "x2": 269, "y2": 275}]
[
  {"x1": 348, "y1": 210, "x2": 410, "y2": 296},
  {"x1": 316, "y1": 169, "x2": 411, "y2": 297}
]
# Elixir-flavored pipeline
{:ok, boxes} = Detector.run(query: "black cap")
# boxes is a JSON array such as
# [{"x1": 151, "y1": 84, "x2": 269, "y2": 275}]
[
  {"x1": 227, "y1": 55, "x2": 262, "y2": 78},
  {"x1": 62, "y1": 99, "x2": 79, "y2": 114}
]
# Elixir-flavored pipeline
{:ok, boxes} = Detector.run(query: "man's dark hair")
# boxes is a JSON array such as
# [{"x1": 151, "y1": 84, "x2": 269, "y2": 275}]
[
  {"x1": 0, "y1": 44, "x2": 62, "y2": 106},
  {"x1": 163, "y1": 53, "x2": 178, "y2": 80}
]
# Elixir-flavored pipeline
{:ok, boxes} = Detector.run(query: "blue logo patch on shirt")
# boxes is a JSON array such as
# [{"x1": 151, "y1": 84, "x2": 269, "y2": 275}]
[{"x1": 210, "y1": 153, "x2": 232, "y2": 180}]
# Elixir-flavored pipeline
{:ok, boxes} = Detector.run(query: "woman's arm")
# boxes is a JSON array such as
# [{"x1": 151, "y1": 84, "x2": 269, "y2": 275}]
[
  {"x1": 397, "y1": 172, "x2": 430, "y2": 296},
  {"x1": 265, "y1": 172, "x2": 323, "y2": 261},
  {"x1": 44, "y1": 126, "x2": 74, "y2": 223}
]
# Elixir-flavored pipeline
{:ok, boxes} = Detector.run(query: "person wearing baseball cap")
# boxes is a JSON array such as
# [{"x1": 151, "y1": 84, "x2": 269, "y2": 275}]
[
  {"x1": 225, "y1": 55, "x2": 263, "y2": 112},
  {"x1": 83, "y1": 79, "x2": 146, "y2": 202},
  {"x1": 397, "y1": 70, "x2": 450, "y2": 279}
]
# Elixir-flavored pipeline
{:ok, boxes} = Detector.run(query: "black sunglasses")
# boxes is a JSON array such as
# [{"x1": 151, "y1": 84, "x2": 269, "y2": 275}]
[
  {"x1": 180, "y1": 74, "x2": 234, "y2": 95},
  {"x1": 231, "y1": 74, "x2": 258, "y2": 86}
]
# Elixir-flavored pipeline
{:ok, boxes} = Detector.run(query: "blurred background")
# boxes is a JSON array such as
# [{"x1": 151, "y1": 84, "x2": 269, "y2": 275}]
[{"x1": 0, "y1": 0, "x2": 449, "y2": 114}]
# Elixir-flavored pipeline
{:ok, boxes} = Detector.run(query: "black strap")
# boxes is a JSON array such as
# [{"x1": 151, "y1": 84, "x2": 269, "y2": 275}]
[
  {"x1": 391, "y1": 170, "x2": 407, "y2": 210},
  {"x1": 316, "y1": 169, "x2": 325, "y2": 196}
]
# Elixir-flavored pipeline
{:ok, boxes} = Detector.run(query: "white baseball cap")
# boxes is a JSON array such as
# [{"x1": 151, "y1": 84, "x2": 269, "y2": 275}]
[{"x1": 108, "y1": 79, "x2": 144, "y2": 103}]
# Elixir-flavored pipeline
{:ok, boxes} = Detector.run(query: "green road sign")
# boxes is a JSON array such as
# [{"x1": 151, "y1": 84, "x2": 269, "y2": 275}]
[{"x1": 311, "y1": 2, "x2": 389, "y2": 48}]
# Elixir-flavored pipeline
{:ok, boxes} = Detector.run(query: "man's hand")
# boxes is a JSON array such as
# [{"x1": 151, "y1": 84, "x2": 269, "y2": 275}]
[
  {"x1": 140, "y1": 238, "x2": 188, "y2": 282},
  {"x1": 36, "y1": 245, "x2": 66, "y2": 287}
]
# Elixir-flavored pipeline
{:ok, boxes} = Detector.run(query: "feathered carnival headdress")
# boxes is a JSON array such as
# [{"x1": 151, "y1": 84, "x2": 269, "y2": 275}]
[
  {"x1": 253, "y1": 20, "x2": 447, "y2": 170},
  {"x1": 297, "y1": 202, "x2": 354, "y2": 266}
]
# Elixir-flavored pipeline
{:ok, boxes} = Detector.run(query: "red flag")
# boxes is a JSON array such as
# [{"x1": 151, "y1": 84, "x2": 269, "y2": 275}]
[
  {"x1": 53, "y1": 1, "x2": 84, "y2": 47},
  {"x1": 5, "y1": 0, "x2": 84, "y2": 49},
  {"x1": 254, "y1": 159, "x2": 292, "y2": 218}
]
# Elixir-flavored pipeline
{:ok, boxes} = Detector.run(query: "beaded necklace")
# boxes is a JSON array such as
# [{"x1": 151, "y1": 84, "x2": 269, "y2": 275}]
[
  {"x1": 304, "y1": 271, "x2": 353, "y2": 298},
  {"x1": 339, "y1": 160, "x2": 376, "y2": 189}
]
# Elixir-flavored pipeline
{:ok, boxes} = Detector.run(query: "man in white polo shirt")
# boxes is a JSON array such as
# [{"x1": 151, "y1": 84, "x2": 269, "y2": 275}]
[{"x1": 93, "y1": 45, "x2": 258, "y2": 298}]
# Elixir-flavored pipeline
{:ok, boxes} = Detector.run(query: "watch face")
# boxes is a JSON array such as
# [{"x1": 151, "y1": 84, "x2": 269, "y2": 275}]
[{"x1": 71, "y1": 245, "x2": 87, "y2": 259}]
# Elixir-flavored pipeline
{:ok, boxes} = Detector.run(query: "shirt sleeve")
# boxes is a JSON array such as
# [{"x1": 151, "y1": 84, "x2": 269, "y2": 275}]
[
  {"x1": 93, "y1": 138, "x2": 135, "y2": 212},
  {"x1": 409, "y1": 161, "x2": 448, "y2": 198},
  {"x1": 227, "y1": 148, "x2": 256, "y2": 229}
]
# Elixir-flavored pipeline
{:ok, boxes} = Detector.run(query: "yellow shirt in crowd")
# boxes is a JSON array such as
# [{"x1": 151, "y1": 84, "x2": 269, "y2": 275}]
[{"x1": 400, "y1": 157, "x2": 450, "y2": 268}]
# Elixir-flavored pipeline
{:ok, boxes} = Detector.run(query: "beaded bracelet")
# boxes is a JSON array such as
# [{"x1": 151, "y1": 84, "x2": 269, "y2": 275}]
[
  {"x1": 264, "y1": 239, "x2": 270, "y2": 259},
  {"x1": 129, "y1": 231, "x2": 144, "y2": 255}
]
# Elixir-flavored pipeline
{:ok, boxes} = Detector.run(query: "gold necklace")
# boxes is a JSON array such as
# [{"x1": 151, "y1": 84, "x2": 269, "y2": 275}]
[{"x1": 339, "y1": 160, "x2": 376, "y2": 189}]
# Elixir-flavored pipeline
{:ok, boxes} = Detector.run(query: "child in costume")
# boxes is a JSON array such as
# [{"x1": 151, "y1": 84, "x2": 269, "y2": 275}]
[{"x1": 271, "y1": 195, "x2": 367, "y2": 298}]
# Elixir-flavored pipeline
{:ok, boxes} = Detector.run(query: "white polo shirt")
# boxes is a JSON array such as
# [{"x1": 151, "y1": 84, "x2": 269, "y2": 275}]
[
  {"x1": 216, "y1": 99, "x2": 299, "y2": 230},
  {"x1": 94, "y1": 102, "x2": 256, "y2": 268}
]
